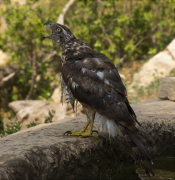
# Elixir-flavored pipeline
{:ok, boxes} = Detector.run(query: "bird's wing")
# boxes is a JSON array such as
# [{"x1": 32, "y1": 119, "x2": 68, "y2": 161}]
[{"x1": 62, "y1": 54, "x2": 139, "y2": 133}]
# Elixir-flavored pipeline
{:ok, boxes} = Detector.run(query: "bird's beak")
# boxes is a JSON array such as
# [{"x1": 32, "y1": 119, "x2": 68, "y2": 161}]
[
  {"x1": 43, "y1": 22, "x2": 52, "y2": 39},
  {"x1": 43, "y1": 35, "x2": 50, "y2": 39},
  {"x1": 44, "y1": 22, "x2": 52, "y2": 28}
]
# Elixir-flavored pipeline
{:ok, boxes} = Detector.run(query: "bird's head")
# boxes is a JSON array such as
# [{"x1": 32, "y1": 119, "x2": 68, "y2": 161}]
[{"x1": 43, "y1": 22, "x2": 76, "y2": 48}]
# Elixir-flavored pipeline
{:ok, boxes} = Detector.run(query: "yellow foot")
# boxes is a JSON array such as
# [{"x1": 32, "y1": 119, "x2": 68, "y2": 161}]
[{"x1": 64, "y1": 131, "x2": 99, "y2": 138}]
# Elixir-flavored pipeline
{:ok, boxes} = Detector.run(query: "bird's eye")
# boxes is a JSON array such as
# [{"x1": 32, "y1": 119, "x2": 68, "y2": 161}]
[{"x1": 57, "y1": 28, "x2": 61, "y2": 32}]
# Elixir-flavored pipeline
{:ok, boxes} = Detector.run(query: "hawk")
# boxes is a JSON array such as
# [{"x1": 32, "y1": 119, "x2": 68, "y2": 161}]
[{"x1": 43, "y1": 22, "x2": 154, "y2": 176}]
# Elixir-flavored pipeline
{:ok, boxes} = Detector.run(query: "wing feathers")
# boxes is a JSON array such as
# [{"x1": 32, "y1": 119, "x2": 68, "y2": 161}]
[{"x1": 62, "y1": 56, "x2": 136, "y2": 131}]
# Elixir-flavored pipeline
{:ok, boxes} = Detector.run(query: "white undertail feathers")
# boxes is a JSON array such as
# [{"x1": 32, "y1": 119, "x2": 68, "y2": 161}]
[{"x1": 95, "y1": 113, "x2": 118, "y2": 138}]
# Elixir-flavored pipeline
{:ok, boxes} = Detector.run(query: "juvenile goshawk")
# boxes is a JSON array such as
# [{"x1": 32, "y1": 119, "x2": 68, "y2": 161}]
[{"x1": 43, "y1": 22, "x2": 154, "y2": 176}]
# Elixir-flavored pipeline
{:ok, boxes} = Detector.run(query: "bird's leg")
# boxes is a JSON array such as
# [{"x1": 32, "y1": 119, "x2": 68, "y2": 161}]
[
  {"x1": 65, "y1": 107, "x2": 99, "y2": 138},
  {"x1": 79, "y1": 119, "x2": 99, "y2": 138},
  {"x1": 64, "y1": 121, "x2": 90, "y2": 136},
  {"x1": 79, "y1": 120, "x2": 90, "y2": 133},
  {"x1": 67, "y1": 120, "x2": 98, "y2": 138}
]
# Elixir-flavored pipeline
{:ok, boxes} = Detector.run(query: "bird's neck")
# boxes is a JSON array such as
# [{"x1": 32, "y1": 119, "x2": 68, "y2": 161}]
[{"x1": 61, "y1": 39, "x2": 94, "y2": 57}]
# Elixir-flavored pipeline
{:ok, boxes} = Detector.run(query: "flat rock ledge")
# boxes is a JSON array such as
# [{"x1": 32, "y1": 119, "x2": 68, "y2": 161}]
[{"x1": 0, "y1": 99, "x2": 174, "y2": 180}]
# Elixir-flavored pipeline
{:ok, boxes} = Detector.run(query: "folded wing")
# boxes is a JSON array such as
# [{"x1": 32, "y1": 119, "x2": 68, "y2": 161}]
[{"x1": 62, "y1": 53, "x2": 140, "y2": 133}]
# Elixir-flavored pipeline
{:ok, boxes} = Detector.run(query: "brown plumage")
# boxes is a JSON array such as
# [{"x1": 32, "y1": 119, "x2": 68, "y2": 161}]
[{"x1": 43, "y1": 22, "x2": 154, "y2": 176}]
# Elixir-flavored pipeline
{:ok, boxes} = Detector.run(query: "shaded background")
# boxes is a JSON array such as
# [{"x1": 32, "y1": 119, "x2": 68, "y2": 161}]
[{"x1": 0, "y1": 0, "x2": 175, "y2": 133}]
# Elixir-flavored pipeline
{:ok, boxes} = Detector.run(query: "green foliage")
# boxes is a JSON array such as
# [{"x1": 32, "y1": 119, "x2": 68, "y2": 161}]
[
  {"x1": 44, "y1": 110, "x2": 55, "y2": 123},
  {"x1": 26, "y1": 121, "x2": 37, "y2": 128},
  {"x1": 169, "y1": 69, "x2": 175, "y2": 77},
  {"x1": 0, "y1": 113, "x2": 21, "y2": 137},
  {"x1": 7, "y1": 113, "x2": 12, "y2": 120},
  {"x1": 0, "y1": 130, "x2": 5, "y2": 137},
  {"x1": 0, "y1": 0, "x2": 66, "y2": 110},
  {"x1": 67, "y1": 1, "x2": 174, "y2": 65},
  {"x1": 4, "y1": 121, "x2": 21, "y2": 135},
  {"x1": 0, "y1": 121, "x2": 21, "y2": 137}
]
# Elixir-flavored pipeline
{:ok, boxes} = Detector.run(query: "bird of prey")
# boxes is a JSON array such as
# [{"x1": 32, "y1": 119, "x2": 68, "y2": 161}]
[{"x1": 43, "y1": 22, "x2": 154, "y2": 176}]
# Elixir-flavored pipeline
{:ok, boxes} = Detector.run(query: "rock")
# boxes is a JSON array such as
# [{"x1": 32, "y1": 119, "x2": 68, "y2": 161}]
[
  {"x1": 7, "y1": 100, "x2": 67, "y2": 130},
  {"x1": 0, "y1": 98, "x2": 174, "y2": 180},
  {"x1": 166, "y1": 39, "x2": 175, "y2": 60},
  {"x1": 51, "y1": 87, "x2": 62, "y2": 103},
  {"x1": 136, "y1": 156, "x2": 175, "y2": 179},
  {"x1": 136, "y1": 169, "x2": 175, "y2": 180},
  {"x1": 157, "y1": 77, "x2": 175, "y2": 101},
  {"x1": 129, "y1": 39, "x2": 175, "y2": 90},
  {"x1": 119, "y1": 73, "x2": 126, "y2": 80}
]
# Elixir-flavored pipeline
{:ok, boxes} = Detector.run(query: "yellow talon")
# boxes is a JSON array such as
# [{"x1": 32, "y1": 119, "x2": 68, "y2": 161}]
[
  {"x1": 79, "y1": 132, "x2": 99, "y2": 138},
  {"x1": 68, "y1": 132, "x2": 99, "y2": 138},
  {"x1": 66, "y1": 120, "x2": 99, "y2": 138}
]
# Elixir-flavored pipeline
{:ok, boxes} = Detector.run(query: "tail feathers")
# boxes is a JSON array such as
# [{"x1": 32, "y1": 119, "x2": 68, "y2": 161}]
[
  {"x1": 125, "y1": 99, "x2": 141, "y2": 126},
  {"x1": 126, "y1": 128, "x2": 155, "y2": 176},
  {"x1": 132, "y1": 147, "x2": 155, "y2": 176},
  {"x1": 126, "y1": 128, "x2": 152, "y2": 164}
]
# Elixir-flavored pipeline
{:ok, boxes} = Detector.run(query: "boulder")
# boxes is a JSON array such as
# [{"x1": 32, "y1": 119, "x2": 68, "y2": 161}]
[
  {"x1": 0, "y1": 99, "x2": 174, "y2": 180},
  {"x1": 51, "y1": 87, "x2": 62, "y2": 103},
  {"x1": 157, "y1": 77, "x2": 175, "y2": 101},
  {"x1": 129, "y1": 39, "x2": 175, "y2": 90},
  {"x1": 7, "y1": 100, "x2": 67, "y2": 130},
  {"x1": 166, "y1": 39, "x2": 175, "y2": 59}
]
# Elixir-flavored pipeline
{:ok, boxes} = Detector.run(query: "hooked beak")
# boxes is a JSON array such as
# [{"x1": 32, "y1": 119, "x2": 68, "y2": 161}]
[
  {"x1": 43, "y1": 22, "x2": 52, "y2": 39},
  {"x1": 44, "y1": 22, "x2": 52, "y2": 27},
  {"x1": 43, "y1": 35, "x2": 50, "y2": 39}
]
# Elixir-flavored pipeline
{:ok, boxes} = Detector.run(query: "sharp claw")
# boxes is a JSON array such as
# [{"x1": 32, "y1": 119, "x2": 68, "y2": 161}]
[
  {"x1": 92, "y1": 130, "x2": 98, "y2": 134},
  {"x1": 64, "y1": 131, "x2": 72, "y2": 135}
]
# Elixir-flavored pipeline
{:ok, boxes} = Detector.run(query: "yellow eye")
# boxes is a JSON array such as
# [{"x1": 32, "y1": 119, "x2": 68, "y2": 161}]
[{"x1": 57, "y1": 28, "x2": 61, "y2": 32}]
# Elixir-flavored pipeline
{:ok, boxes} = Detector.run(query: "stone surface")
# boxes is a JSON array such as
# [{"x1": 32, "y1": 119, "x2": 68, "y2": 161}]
[
  {"x1": 51, "y1": 87, "x2": 62, "y2": 103},
  {"x1": 157, "y1": 77, "x2": 175, "y2": 101},
  {"x1": 136, "y1": 169, "x2": 175, "y2": 180},
  {"x1": 119, "y1": 73, "x2": 126, "y2": 80},
  {"x1": 7, "y1": 100, "x2": 67, "y2": 130},
  {"x1": 136, "y1": 156, "x2": 175, "y2": 180},
  {"x1": 166, "y1": 39, "x2": 175, "y2": 60},
  {"x1": 129, "y1": 39, "x2": 175, "y2": 89},
  {"x1": 0, "y1": 99, "x2": 174, "y2": 180}
]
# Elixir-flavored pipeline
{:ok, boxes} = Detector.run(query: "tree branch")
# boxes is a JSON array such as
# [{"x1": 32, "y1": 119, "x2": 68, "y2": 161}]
[
  {"x1": 42, "y1": 51, "x2": 58, "y2": 63},
  {"x1": 118, "y1": 25, "x2": 158, "y2": 66},
  {"x1": 57, "y1": 0, "x2": 75, "y2": 25},
  {"x1": 26, "y1": 55, "x2": 37, "y2": 100},
  {"x1": 100, "y1": 23, "x2": 113, "y2": 46},
  {"x1": 0, "y1": 71, "x2": 19, "y2": 90},
  {"x1": 134, "y1": 26, "x2": 157, "y2": 49}
]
